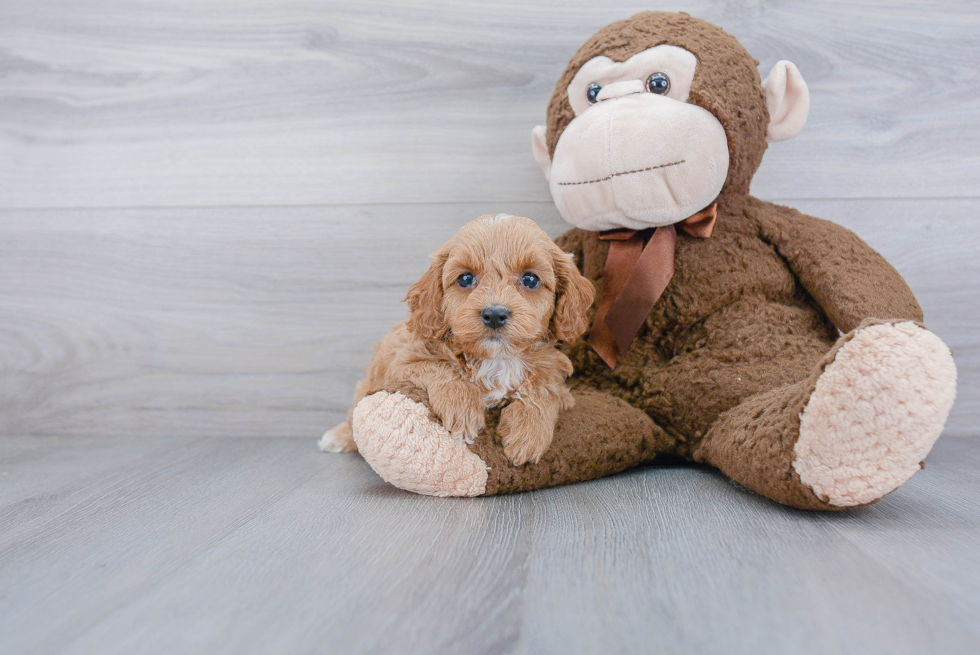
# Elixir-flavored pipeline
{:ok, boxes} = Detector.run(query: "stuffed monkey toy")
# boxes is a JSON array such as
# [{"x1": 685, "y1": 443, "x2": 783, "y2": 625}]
[{"x1": 344, "y1": 12, "x2": 957, "y2": 510}]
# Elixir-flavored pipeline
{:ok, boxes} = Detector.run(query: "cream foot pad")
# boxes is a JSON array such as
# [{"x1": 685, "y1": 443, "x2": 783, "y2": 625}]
[
  {"x1": 794, "y1": 322, "x2": 957, "y2": 507},
  {"x1": 352, "y1": 392, "x2": 489, "y2": 497}
]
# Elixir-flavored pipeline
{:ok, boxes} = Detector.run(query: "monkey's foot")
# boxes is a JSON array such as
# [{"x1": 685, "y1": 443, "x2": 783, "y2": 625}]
[
  {"x1": 793, "y1": 321, "x2": 957, "y2": 507},
  {"x1": 352, "y1": 392, "x2": 489, "y2": 497}
]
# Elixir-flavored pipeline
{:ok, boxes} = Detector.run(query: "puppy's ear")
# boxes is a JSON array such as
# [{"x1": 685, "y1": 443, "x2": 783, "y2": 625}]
[
  {"x1": 550, "y1": 247, "x2": 595, "y2": 342},
  {"x1": 405, "y1": 251, "x2": 449, "y2": 340}
]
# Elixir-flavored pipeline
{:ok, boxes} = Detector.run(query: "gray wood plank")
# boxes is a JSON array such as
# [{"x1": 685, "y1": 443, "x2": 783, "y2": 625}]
[
  {"x1": 1, "y1": 199, "x2": 975, "y2": 439},
  {"x1": 0, "y1": 0, "x2": 977, "y2": 209},
  {"x1": 0, "y1": 202, "x2": 565, "y2": 439},
  {"x1": 0, "y1": 434, "x2": 198, "y2": 515},
  {"x1": 0, "y1": 436, "x2": 977, "y2": 655},
  {"x1": 821, "y1": 438, "x2": 980, "y2": 643},
  {"x1": 0, "y1": 436, "x2": 331, "y2": 654},
  {"x1": 62, "y1": 466, "x2": 533, "y2": 655},
  {"x1": 517, "y1": 464, "x2": 978, "y2": 655}
]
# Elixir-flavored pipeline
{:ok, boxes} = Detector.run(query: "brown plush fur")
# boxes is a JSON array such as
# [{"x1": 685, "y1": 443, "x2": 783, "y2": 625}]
[
  {"x1": 468, "y1": 13, "x2": 923, "y2": 508},
  {"x1": 327, "y1": 214, "x2": 594, "y2": 465}
]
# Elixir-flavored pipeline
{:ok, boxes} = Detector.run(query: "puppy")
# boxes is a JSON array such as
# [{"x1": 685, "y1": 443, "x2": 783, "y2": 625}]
[{"x1": 319, "y1": 213, "x2": 595, "y2": 465}]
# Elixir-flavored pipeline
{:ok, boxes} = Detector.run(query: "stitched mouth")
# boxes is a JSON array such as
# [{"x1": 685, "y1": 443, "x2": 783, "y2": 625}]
[{"x1": 556, "y1": 159, "x2": 685, "y2": 186}]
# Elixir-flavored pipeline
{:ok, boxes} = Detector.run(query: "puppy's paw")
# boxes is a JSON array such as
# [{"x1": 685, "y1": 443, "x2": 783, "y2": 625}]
[
  {"x1": 318, "y1": 421, "x2": 357, "y2": 453},
  {"x1": 429, "y1": 381, "x2": 486, "y2": 443},
  {"x1": 499, "y1": 402, "x2": 554, "y2": 466}
]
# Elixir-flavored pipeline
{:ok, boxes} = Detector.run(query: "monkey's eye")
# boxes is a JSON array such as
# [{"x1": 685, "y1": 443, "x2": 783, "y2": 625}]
[
  {"x1": 457, "y1": 273, "x2": 476, "y2": 288},
  {"x1": 647, "y1": 72, "x2": 670, "y2": 95},
  {"x1": 586, "y1": 83, "x2": 602, "y2": 104},
  {"x1": 521, "y1": 273, "x2": 540, "y2": 290}
]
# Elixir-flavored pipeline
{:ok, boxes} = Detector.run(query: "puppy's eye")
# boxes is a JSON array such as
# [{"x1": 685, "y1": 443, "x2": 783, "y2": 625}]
[
  {"x1": 586, "y1": 83, "x2": 602, "y2": 104},
  {"x1": 647, "y1": 72, "x2": 670, "y2": 95},
  {"x1": 457, "y1": 273, "x2": 476, "y2": 288},
  {"x1": 521, "y1": 273, "x2": 540, "y2": 289}
]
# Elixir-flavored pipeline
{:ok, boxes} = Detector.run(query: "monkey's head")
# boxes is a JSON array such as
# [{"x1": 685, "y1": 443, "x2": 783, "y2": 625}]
[{"x1": 532, "y1": 12, "x2": 809, "y2": 231}]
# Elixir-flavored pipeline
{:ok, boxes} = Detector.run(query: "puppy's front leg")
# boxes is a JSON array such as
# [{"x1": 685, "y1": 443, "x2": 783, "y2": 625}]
[
  {"x1": 499, "y1": 387, "x2": 573, "y2": 466},
  {"x1": 428, "y1": 380, "x2": 486, "y2": 444}
]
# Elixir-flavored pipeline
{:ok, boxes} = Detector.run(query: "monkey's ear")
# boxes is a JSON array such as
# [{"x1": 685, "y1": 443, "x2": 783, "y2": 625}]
[
  {"x1": 762, "y1": 61, "x2": 810, "y2": 142},
  {"x1": 531, "y1": 125, "x2": 552, "y2": 181},
  {"x1": 405, "y1": 252, "x2": 448, "y2": 341}
]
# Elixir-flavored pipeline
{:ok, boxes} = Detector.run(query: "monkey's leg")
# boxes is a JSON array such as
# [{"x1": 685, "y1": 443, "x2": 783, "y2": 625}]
[
  {"x1": 351, "y1": 390, "x2": 670, "y2": 497},
  {"x1": 693, "y1": 320, "x2": 956, "y2": 510}
]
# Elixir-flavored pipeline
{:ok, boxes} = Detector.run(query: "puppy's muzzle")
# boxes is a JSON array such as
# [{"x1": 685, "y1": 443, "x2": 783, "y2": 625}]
[{"x1": 481, "y1": 305, "x2": 510, "y2": 330}]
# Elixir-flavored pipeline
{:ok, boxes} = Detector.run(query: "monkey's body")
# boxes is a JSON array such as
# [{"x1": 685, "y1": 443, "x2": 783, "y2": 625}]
[
  {"x1": 343, "y1": 13, "x2": 957, "y2": 509},
  {"x1": 465, "y1": 197, "x2": 931, "y2": 508},
  {"x1": 559, "y1": 200, "x2": 845, "y2": 449},
  {"x1": 563, "y1": 195, "x2": 921, "y2": 449}
]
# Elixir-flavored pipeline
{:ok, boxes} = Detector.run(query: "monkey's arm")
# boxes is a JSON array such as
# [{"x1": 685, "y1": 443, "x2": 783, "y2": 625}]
[{"x1": 752, "y1": 198, "x2": 923, "y2": 333}]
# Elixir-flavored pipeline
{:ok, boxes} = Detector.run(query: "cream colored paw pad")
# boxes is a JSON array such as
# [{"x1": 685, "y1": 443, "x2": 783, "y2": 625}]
[
  {"x1": 794, "y1": 322, "x2": 957, "y2": 507},
  {"x1": 352, "y1": 392, "x2": 488, "y2": 497}
]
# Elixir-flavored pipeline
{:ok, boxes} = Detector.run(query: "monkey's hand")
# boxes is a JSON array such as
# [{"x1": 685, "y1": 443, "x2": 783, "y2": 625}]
[{"x1": 428, "y1": 380, "x2": 486, "y2": 444}]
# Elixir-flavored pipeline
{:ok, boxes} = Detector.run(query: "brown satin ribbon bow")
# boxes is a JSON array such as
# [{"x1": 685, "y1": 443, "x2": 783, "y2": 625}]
[{"x1": 589, "y1": 203, "x2": 718, "y2": 369}]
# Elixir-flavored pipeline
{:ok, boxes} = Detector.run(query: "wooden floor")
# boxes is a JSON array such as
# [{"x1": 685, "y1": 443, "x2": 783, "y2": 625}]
[
  {"x1": 2, "y1": 1, "x2": 979, "y2": 653},
  {"x1": 1, "y1": 436, "x2": 979, "y2": 654}
]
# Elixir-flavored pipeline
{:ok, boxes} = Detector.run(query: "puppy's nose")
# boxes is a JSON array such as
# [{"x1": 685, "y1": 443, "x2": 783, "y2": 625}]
[{"x1": 481, "y1": 305, "x2": 510, "y2": 330}]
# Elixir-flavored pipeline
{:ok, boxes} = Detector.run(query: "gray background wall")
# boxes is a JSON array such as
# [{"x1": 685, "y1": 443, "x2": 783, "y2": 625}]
[{"x1": 1, "y1": 0, "x2": 977, "y2": 438}]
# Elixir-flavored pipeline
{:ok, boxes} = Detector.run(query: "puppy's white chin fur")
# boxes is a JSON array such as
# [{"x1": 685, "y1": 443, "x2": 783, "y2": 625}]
[
  {"x1": 480, "y1": 337, "x2": 508, "y2": 356},
  {"x1": 475, "y1": 349, "x2": 527, "y2": 396}
]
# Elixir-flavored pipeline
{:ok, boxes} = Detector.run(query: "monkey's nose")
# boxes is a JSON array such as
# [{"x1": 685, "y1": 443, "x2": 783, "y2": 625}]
[
  {"x1": 596, "y1": 79, "x2": 645, "y2": 101},
  {"x1": 481, "y1": 306, "x2": 510, "y2": 330}
]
